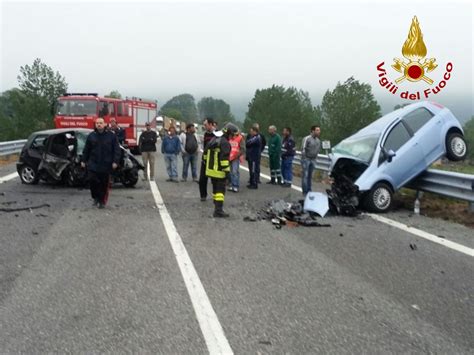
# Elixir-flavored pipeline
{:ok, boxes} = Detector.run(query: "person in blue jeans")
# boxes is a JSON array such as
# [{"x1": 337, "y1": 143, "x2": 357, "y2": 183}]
[
  {"x1": 281, "y1": 127, "x2": 295, "y2": 187},
  {"x1": 161, "y1": 126, "x2": 181, "y2": 182},
  {"x1": 179, "y1": 123, "x2": 199, "y2": 181},
  {"x1": 301, "y1": 125, "x2": 321, "y2": 195}
]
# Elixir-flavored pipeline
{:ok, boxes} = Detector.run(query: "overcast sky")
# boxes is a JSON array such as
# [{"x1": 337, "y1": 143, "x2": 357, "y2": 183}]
[{"x1": 1, "y1": 0, "x2": 473, "y2": 121}]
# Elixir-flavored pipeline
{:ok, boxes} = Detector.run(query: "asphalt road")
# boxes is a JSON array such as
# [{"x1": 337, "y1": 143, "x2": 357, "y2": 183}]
[{"x1": 0, "y1": 151, "x2": 472, "y2": 354}]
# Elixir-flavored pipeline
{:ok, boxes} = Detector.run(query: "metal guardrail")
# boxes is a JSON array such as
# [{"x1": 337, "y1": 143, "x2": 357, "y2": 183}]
[
  {"x1": 0, "y1": 139, "x2": 27, "y2": 156},
  {"x1": 262, "y1": 147, "x2": 474, "y2": 211},
  {"x1": 407, "y1": 169, "x2": 474, "y2": 207}
]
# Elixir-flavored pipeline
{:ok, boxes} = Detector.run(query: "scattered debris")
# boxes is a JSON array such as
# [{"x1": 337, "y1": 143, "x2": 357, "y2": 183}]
[
  {"x1": 339, "y1": 233, "x2": 344, "y2": 237},
  {"x1": 409, "y1": 243, "x2": 418, "y2": 250},
  {"x1": 35, "y1": 213, "x2": 48, "y2": 218},
  {"x1": 438, "y1": 235, "x2": 446, "y2": 239},
  {"x1": 257, "y1": 200, "x2": 331, "y2": 228},
  {"x1": 0, "y1": 203, "x2": 50, "y2": 213},
  {"x1": 32, "y1": 231, "x2": 39, "y2": 235},
  {"x1": 243, "y1": 216, "x2": 257, "y2": 222},
  {"x1": 258, "y1": 340, "x2": 272, "y2": 346},
  {"x1": 1, "y1": 201, "x2": 17, "y2": 205},
  {"x1": 411, "y1": 304, "x2": 420, "y2": 311}
]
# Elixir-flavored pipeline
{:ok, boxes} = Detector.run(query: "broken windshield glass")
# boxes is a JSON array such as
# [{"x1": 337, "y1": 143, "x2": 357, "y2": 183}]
[{"x1": 332, "y1": 134, "x2": 380, "y2": 162}]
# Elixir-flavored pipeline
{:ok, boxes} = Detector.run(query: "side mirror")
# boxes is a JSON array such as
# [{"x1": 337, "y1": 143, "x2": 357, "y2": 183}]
[
  {"x1": 386, "y1": 149, "x2": 396, "y2": 163},
  {"x1": 68, "y1": 145, "x2": 74, "y2": 152}
]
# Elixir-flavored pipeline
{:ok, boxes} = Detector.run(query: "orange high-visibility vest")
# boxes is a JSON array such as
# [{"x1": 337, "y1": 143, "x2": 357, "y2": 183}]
[{"x1": 229, "y1": 134, "x2": 242, "y2": 161}]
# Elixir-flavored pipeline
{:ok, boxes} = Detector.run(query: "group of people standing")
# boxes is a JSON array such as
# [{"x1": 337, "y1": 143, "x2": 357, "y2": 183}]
[
  {"x1": 81, "y1": 115, "x2": 322, "y2": 216},
  {"x1": 227, "y1": 123, "x2": 321, "y2": 196}
]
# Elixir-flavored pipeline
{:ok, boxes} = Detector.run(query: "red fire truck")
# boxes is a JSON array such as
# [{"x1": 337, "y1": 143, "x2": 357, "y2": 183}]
[{"x1": 54, "y1": 93, "x2": 158, "y2": 153}]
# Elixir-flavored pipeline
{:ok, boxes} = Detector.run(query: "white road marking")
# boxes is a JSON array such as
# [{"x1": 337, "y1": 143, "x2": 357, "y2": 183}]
[
  {"x1": 368, "y1": 213, "x2": 474, "y2": 257},
  {"x1": 239, "y1": 162, "x2": 473, "y2": 257},
  {"x1": 0, "y1": 172, "x2": 18, "y2": 184},
  {"x1": 149, "y1": 181, "x2": 233, "y2": 355}
]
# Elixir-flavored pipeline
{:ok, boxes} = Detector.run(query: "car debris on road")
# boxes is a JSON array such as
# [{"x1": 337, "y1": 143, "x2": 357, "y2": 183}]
[{"x1": 244, "y1": 199, "x2": 331, "y2": 228}]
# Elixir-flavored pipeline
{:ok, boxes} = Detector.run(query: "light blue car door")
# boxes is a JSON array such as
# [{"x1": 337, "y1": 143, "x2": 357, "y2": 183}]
[
  {"x1": 379, "y1": 121, "x2": 426, "y2": 189},
  {"x1": 402, "y1": 107, "x2": 441, "y2": 164}
]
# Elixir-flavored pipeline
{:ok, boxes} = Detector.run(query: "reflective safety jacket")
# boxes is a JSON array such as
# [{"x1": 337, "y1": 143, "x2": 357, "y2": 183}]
[{"x1": 204, "y1": 136, "x2": 231, "y2": 179}]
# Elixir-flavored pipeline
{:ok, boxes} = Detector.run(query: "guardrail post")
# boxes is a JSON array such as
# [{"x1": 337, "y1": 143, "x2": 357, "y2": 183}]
[{"x1": 414, "y1": 190, "x2": 422, "y2": 215}]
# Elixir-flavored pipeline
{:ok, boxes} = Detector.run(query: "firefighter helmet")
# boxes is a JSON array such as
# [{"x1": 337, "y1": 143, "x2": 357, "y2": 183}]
[{"x1": 222, "y1": 123, "x2": 239, "y2": 135}]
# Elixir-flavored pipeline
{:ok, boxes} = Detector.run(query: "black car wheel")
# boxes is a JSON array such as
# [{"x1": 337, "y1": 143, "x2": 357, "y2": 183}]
[
  {"x1": 446, "y1": 133, "x2": 467, "y2": 161},
  {"x1": 365, "y1": 183, "x2": 393, "y2": 213},
  {"x1": 19, "y1": 165, "x2": 39, "y2": 185},
  {"x1": 121, "y1": 169, "x2": 139, "y2": 187}
]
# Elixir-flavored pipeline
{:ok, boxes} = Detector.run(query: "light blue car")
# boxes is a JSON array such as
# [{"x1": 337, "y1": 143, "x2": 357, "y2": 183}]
[{"x1": 329, "y1": 101, "x2": 467, "y2": 213}]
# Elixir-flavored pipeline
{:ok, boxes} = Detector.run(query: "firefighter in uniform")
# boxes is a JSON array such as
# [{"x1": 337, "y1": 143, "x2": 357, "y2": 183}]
[{"x1": 204, "y1": 123, "x2": 238, "y2": 218}]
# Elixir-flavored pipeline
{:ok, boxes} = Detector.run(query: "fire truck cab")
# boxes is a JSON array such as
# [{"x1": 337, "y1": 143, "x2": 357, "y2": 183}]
[{"x1": 54, "y1": 93, "x2": 158, "y2": 154}]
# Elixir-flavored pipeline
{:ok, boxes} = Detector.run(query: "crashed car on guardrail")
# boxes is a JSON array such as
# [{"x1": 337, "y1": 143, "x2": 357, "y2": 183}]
[
  {"x1": 17, "y1": 128, "x2": 144, "y2": 187},
  {"x1": 328, "y1": 101, "x2": 467, "y2": 213}
]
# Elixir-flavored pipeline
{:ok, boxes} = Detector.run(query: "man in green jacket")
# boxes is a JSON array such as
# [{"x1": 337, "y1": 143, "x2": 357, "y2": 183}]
[{"x1": 267, "y1": 125, "x2": 282, "y2": 185}]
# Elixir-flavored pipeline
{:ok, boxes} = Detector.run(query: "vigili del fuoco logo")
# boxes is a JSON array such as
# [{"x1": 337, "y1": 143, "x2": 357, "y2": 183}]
[{"x1": 376, "y1": 16, "x2": 453, "y2": 100}]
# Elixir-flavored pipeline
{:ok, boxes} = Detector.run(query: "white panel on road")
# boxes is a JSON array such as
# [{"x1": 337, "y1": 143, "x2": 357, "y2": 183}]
[
  {"x1": 0, "y1": 172, "x2": 18, "y2": 184},
  {"x1": 149, "y1": 181, "x2": 233, "y2": 355}
]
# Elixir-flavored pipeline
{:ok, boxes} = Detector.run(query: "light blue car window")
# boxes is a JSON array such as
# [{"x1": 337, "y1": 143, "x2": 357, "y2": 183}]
[
  {"x1": 332, "y1": 134, "x2": 380, "y2": 163},
  {"x1": 402, "y1": 107, "x2": 434, "y2": 133},
  {"x1": 383, "y1": 122, "x2": 411, "y2": 152}
]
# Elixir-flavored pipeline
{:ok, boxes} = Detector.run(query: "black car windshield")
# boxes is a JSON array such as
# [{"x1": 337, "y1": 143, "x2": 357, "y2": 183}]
[
  {"x1": 76, "y1": 132, "x2": 88, "y2": 154},
  {"x1": 56, "y1": 100, "x2": 97, "y2": 116},
  {"x1": 332, "y1": 134, "x2": 380, "y2": 162}
]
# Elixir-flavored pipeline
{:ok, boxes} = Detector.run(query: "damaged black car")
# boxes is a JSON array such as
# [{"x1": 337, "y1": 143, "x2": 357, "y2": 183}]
[{"x1": 17, "y1": 128, "x2": 143, "y2": 187}]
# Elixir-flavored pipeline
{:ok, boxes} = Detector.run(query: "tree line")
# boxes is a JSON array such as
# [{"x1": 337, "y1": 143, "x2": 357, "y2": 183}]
[{"x1": 1, "y1": 58, "x2": 473, "y2": 161}]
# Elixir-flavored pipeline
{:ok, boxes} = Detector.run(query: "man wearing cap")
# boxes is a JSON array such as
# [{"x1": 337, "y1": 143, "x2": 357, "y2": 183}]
[{"x1": 139, "y1": 122, "x2": 157, "y2": 181}]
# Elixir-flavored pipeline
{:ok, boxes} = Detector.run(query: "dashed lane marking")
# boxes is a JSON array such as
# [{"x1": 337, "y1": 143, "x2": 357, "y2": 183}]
[{"x1": 149, "y1": 181, "x2": 233, "y2": 355}]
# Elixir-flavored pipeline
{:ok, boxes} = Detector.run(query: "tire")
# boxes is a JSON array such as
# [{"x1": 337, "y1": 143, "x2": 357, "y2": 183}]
[
  {"x1": 365, "y1": 183, "x2": 393, "y2": 213},
  {"x1": 446, "y1": 133, "x2": 467, "y2": 161},
  {"x1": 121, "y1": 169, "x2": 139, "y2": 187},
  {"x1": 19, "y1": 165, "x2": 39, "y2": 185}
]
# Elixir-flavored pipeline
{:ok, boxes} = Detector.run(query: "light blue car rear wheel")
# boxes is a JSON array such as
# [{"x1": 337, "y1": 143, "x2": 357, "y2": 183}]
[{"x1": 446, "y1": 133, "x2": 467, "y2": 161}]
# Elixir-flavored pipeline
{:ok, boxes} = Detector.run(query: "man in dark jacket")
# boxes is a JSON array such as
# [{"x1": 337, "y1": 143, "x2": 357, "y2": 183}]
[
  {"x1": 81, "y1": 117, "x2": 121, "y2": 208},
  {"x1": 246, "y1": 126, "x2": 262, "y2": 189},
  {"x1": 179, "y1": 123, "x2": 199, "y2": 182},
  {"x1": 281, "y1": 127, "x2": 296, "y2": 187},
  {"x1": 253, "y1": 123, "x2": 266, "y2": 184},
  {"x1": 109, "y1": 118, "x2": 126, "y2": 145},
  {"x1": 139, "y1": 122, "x2": 157, "y2": 181},
  {"x1": 199, "y1": 117, "x2": 217, "y2": 201}
]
